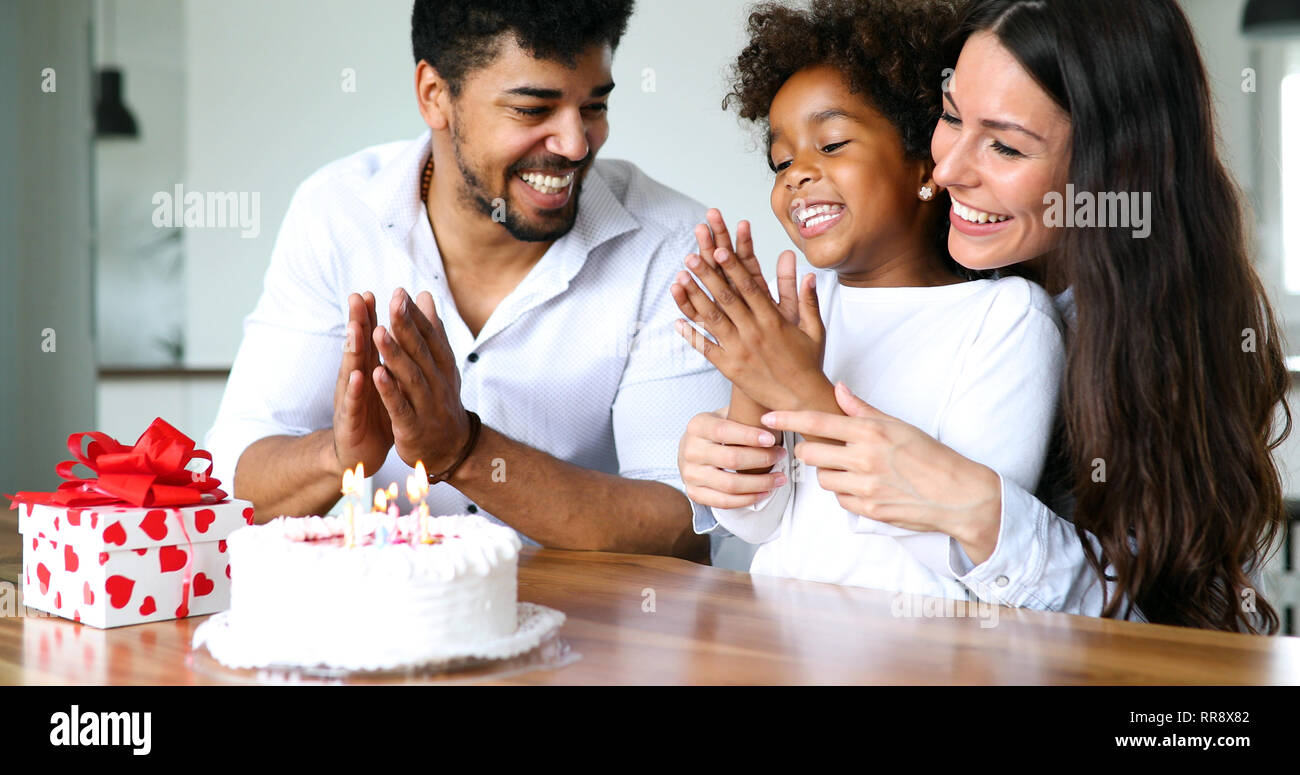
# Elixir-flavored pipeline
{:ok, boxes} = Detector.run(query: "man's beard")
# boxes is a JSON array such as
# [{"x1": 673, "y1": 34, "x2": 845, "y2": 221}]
[{"x1": 450, "y1": 121, "x2": 587, "y2": 243}]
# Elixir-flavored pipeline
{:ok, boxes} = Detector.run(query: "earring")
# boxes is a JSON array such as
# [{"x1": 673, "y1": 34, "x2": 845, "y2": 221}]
[{"x1": 918, "y1": 185, "x2": 934, "y2": 201}]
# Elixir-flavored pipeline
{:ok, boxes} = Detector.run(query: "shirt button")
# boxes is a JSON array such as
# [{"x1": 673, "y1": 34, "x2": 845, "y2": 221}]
[
  {"x1": 467, "y1": 353, "x2": 479, "y2": 363},
  {"x1": 466, "y1": 504, "x2": 478, "y2": 514},
  {"x1": 995, "y1": 575, "x2": 1010, "y2": 587}
]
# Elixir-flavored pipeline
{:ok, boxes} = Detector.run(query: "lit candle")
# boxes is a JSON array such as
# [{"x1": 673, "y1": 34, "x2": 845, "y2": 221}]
[
  {"x1": 354, "y1": 462, "x2": 367, "y2": 525},
  {"x1": 416, "y1": 461, "x2": 433, "y2": 542},
  {"x1": 371, "y1": 488, "x2": 387, "y2": 545},
  {"x1": 406, "y1": 461, "x2": 433, "y2": 543},
  {"x1": 340, "y1": 466, "x2": 357, "y2": 548},
  {"x1": 385, "y1": 482, "x2": 399, "y2": 543},
  {"x1": 405, "y1": 471, "x2": 422, "y2": 545},
  {"x1": 386, "y1": 483, "x2": 399, "y2": 521},
  {"x1": 419, "y1": 502, "x2": 433, "y2": 543}
]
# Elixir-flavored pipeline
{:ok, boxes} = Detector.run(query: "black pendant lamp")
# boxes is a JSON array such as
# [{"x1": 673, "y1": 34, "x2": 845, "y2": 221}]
[
  {"x1": 95, "y1": 67, "x2": 138, "y2": 138},
  {"x1": 94, "y1": 0, "x2": 138, "y2": 139},
  {"x1": 1242, "y1": 0, "x2": 1300, "y2": 37}
]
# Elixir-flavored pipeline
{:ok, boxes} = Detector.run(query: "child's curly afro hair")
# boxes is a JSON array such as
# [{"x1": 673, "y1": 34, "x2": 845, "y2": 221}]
[{"x1": 724, "y1": 0, "x2": 961, "y2": 163}]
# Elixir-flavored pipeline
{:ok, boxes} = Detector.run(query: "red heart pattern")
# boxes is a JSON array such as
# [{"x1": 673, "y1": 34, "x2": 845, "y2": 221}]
[
  {"x1": 83, "y1": 581, "x2": 94, "y2": 605},
  {"x1": 193, "y1": 573, "x2": 214, "y2": 597},
  {"x1": 218, "y1": 540, "x2": 227, "y2": 553},
  {"x1": 102, "y1": 521, "x2": 126, "y2": 546},
  {"x1": 242, "y1": 506, "x2": 254, "y2": 525},
  {"x1": 36, "y1": 563, "x2": 50, "y2": 595},
  {"x1": 63, "y1": 544, "x2": 78, "y2": 573},
  {"x1": 195, "y1": 508, "x2": 216, "y2": 533},
  {"x1": 98, "y1": 552, "x2": 109, "y2": 566},
  {"x1": 158, "y1": 545, "x2": 188, "y2": 573},
  {"x1": 105, "y1": 576, "x2": 135, "y2": 609},
  {"x1": 139, "y1": 596, "x2": 156, "y2": 616},
  {"x1": 139, "y1": 510, "x2": 168, "y2": 541}
]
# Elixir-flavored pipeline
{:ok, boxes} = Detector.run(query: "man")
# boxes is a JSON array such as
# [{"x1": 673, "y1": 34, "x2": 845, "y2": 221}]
[{"x1": 204, "y1": 0, "x2": 730, "y2": 562}]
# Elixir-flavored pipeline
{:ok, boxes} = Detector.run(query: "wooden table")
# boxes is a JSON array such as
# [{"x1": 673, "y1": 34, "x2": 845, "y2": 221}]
[{"x1": 2, "y1": 510, "x2": 1298, "y2": 684}]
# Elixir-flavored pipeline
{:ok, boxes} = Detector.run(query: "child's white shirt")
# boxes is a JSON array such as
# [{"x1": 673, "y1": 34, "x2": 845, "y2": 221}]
[{"x1": 710, "y1": 272, "x2": 1065, "y2": 600}]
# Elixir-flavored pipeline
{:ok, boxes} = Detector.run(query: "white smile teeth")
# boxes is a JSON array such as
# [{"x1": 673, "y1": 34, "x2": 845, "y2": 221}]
[
  {"x1": 520, "y1": 171, "x2": 574, "y2": 195},
  {"x1": 952, "y1": 200, "x2": 1010, "y2": 224},
  {"x1": 794, "y1": 203, "x2": 845, "y2": 227}
]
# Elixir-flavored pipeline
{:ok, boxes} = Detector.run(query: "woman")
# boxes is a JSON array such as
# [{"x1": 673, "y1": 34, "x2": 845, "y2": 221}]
[{"x1": 679, "y1": 0, "x2": 1290, "y2": 633}]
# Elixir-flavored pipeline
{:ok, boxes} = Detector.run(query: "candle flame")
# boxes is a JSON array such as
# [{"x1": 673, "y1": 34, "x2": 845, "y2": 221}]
[
  {"x1": 341, "y1": 466, "x2": 356, "y2": 495},
  {"x1": 405, "y1": 474, "x2": 421, "y2": 504},
  {"x1": 387, "y1": 482, "x2": 399, "y2": 499},
  {"x1": 355, "y1": 461, "x2": 365, "y2": 481},
  {"x1": 374, "y1": 488, "x2": 388, "y2": 512}
]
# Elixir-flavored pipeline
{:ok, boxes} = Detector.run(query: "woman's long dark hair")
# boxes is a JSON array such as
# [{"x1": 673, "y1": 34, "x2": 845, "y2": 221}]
[{"x1": 951, "y1": 0, "x2": 1291, "y2": 632}]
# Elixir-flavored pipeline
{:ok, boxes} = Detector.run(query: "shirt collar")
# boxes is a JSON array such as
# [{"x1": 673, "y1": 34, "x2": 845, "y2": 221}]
[{"x1": 362, "y1": 130, "x2": 640, "y2": 280}]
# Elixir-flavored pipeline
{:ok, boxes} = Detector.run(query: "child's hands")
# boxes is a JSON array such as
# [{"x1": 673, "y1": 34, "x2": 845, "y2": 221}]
[
  {"x1": 691, "y1": 210, "x2": 801, "y2": 326},
  {"x1": 670, "y1": 239, "x2": 832, "y2": 416},
  {"x1": 683, "y1": 210, "x2": 811, "y2": 442}
]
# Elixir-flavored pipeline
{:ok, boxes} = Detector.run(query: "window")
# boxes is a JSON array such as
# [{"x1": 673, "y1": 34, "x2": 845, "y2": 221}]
[
  {"x1": 1252, "y1": 39, "x2": 1300, "y2": 353},
  {"x1": 1282, "y1": 72, "x2": 1300, "y2": 292}
]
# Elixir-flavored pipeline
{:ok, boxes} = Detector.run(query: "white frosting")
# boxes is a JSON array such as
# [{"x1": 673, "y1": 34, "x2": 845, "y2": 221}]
[{"x1": 218, "y1": 513, "x2": 522, "y2": 670}]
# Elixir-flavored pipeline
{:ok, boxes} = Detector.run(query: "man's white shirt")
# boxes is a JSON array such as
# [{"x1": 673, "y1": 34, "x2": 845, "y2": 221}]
[{"x1": 204, "y1": 132, "x2": 730, "y2": 551}]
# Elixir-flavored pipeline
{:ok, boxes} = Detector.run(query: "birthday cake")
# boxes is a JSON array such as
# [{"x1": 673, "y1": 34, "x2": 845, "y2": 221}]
[{"x1": 197, "y1": 511, "x2": 525, "y2": 670}]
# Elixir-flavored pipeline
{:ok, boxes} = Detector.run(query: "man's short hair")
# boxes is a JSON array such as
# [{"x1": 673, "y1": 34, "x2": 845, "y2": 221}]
[{"x1": 411, "y1": 0, "x2": 636, "y2": 96}]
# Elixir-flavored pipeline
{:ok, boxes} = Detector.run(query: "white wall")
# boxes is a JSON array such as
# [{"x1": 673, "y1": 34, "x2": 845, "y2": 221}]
[
  {"x1": 1181, "y1": 0, "x2": 1255, "y2": 196},
  {"x1": 96, "y1": 375, "x2": 227, "y2": 448},
  {"x1": 182, "y1": 0, "x2": 427, "y2": 367},
  {"x1": 601, "y1": 1, "x2": 798, "y2": 274},
  {"x1": 95, "y1": 0, "x2": 188, "y2": 366}
]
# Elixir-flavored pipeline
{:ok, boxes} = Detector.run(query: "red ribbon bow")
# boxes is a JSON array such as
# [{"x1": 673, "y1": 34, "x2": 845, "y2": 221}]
[{"x1": 7, "y1": 418, "x2": 227, "y2": 510}]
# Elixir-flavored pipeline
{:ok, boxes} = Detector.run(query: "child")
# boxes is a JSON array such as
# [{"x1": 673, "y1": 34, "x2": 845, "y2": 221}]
[{"x1": 670, "y1": 0, "x2": 1065, "y2": 599}]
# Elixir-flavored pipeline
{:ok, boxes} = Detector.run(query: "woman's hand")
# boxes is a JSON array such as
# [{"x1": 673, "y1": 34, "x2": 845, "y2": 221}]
[
  {"x1": 677, "y1": 407, "x2": 789, "y2": 510},
  {"x1": 760, "y1": 382, "x2": 1005, "y2": 564},
  {"x1": 670, "y1": 235, "x2": 832, "y2": 415}
]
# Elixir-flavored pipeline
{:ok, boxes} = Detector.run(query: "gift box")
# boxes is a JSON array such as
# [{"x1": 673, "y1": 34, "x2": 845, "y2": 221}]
[
  {"x1": 8, "y1": 417, "x2": 254, "y2": 628},
  {"x1": 17, "y1": 499, "x2": 251, "y2": 627}
]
